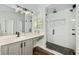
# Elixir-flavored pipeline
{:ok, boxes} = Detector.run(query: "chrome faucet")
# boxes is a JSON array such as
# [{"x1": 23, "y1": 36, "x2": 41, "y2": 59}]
[{"x1": 16, "y1": 32, "x2": 20, "y2": 37}]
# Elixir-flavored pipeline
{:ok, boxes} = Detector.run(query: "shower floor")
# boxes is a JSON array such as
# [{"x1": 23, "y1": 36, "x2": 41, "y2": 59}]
[{"x1": 46, "y1": 41, "x2": 75, "y2": 55}]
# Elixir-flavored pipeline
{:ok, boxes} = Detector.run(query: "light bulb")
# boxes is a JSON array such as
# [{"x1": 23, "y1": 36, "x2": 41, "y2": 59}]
[
  {"x1": 72, "y1": 19, "x2": 76, "y2": 21},
  {"x1": 16, "y1": 7, "x2": 20, "y2": 12},
  {"x1": 25, "y1": 11, "x2": 30, "y2": 15}
]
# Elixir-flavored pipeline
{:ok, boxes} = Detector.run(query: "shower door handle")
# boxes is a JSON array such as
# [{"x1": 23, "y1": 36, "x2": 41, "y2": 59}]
[{"x1": 52, "y1": 29, "x2": 55, "y2": 35}]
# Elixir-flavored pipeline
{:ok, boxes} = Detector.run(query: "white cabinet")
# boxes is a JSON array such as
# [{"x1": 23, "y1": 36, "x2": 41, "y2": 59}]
[
  {"x1": 22, "y1": 39, "x2": 33, "y2": 55},
  {"x1": 1, "y1": 41, "x2": 21, "y2": 55},
  {"x1": 8, "y1": 42, "x2": 21, "y2": 55},
  {"x1": 1, "y1": 45, "x2": 8, "y2": 55},
  {"x1": 0, "y1": 39, "x2": 33, "y2": 55}
]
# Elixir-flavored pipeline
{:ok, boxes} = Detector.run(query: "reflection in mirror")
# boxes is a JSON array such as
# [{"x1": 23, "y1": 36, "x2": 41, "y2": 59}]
[
  {"x1": 0, "y1": 5, "x2": 29, "y2": 36},
  {"x1": 32, "y1": 15, "x2": 43, "y2": 33},
  {"x1": 0, "y1": 4, "x2": 43, "y2": 36},
  {"x1": 25, "y1": 14, "x2": 32, "y2": 33}
]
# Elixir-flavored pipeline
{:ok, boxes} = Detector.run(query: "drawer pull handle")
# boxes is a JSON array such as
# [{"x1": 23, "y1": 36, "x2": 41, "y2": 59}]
[
  {"x1": 21, "y1": 43, "x2": 23, "y2": 48},
  {"x1": 24, "y1": 42, "x2": 26, "y2": 47}
]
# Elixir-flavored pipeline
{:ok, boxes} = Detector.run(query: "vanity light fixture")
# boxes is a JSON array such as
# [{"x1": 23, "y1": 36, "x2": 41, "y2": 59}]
[
  {"x1": 16, "y1": 7, "x2": 21, "y2": 12},
  {"x1": 25, "y1": 11, "x2": 30, "y2": 15},
  {"x1": 16, "y1": 5, "x2": 33, "y2": 15},
  {"x1": 20, "y1": 9, "x2": 25, "y2": 14}
]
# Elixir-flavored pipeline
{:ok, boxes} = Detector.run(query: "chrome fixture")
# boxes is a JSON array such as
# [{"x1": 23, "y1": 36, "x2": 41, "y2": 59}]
[
  {"x1": 70, "y1": 4, "x2": 76, "y2": 12},
  {"x1": 53, "y1": 9, "x2": 57, "y2": 13},
  {"x1": 16, "y1": 32, "x2": 20, "y2": 37}
]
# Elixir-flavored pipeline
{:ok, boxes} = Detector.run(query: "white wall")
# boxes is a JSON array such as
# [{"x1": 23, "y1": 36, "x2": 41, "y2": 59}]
[
  {"x1": 0, "y1": 5, "x2": 25, "y2": 35},
  {"x1": 46, "y1": 8, "x2": 76, "y2": 50},
  {"x1": 76, "y1": 5, "x2": 79, "y2": 54}
]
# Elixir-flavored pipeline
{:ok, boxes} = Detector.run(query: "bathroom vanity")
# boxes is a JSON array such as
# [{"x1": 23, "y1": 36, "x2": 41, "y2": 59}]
[{"x1": 0, "y1": 33, "x2": 44, "y2": 55}]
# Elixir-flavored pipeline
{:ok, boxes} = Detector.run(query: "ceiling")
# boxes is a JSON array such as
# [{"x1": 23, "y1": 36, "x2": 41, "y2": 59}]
[
  {"x1": 47, "y1": 4, "x2": 73, "y2": 10},
  {"x1": 0, "y1": 4, "x2": 74, "y2": 14},
  {"x1": 46, "y1": 4, "x2": 73, "y2": 14},
  {"x1": 5, "y1": 4, "x2": 49, "y2": 13},
  {"x1": 0, "y1": 5, "x2": 14, "y2": 11}
]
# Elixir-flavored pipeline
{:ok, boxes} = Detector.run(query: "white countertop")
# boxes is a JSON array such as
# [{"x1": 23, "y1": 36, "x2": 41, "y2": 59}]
[{"x1": 0, "y1": 33, "x2": 44, "y2": 46}]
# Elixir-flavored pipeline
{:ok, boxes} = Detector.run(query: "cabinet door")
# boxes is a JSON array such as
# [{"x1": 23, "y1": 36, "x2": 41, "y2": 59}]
[
  {"x1": 23, "y1": 39, "x2": 33, "y2": 55},
  {"x1": 1, "y1": 45, "x2": 8, "y2": 55},
  {"x1": 8, "y1": 42, "x2": 21, "y2": 55}
]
